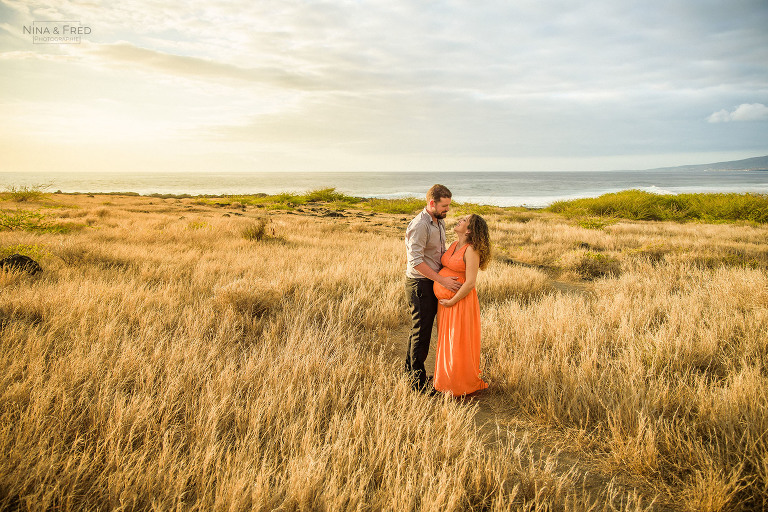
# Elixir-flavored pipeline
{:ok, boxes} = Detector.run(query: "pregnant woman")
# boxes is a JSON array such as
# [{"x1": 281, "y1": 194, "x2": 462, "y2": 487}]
[{"x1": 433, "y1": 214, "x2": 491, "y2": 396}]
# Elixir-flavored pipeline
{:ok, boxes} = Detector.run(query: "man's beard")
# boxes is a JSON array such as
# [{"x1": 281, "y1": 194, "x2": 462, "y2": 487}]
[{"x1": 434, "y1": 211, "x2": 447, "y2": 219}]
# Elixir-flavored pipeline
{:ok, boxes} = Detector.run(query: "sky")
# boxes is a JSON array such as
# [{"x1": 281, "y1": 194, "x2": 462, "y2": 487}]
[{"x1": 1, "y1": 0, "x2": 767, "y2": 174}]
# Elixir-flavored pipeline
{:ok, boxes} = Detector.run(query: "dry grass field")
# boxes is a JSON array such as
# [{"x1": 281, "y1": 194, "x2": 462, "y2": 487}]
[{"x1": 1, "y1": 191, "x2": 767, "y2": 511}]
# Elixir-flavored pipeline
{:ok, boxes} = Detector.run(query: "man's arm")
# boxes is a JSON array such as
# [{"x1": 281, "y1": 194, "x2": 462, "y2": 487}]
[
  {"x1": 406, "y1": 218, "x2": 460, "y2": 292},
  {"x1": 413, "y1": 262, "x2": 460, "y2": 292}
]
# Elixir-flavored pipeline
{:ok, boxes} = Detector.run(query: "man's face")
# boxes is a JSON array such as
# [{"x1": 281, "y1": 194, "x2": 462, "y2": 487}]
[{"x1": 429, "y1": 197, "x2": 451, "y2": 219}]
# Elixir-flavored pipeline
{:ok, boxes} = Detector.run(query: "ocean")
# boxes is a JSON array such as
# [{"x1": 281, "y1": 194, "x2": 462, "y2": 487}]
[{"x1": 2, "y1": 170, "x2": 768, "y2": 208}]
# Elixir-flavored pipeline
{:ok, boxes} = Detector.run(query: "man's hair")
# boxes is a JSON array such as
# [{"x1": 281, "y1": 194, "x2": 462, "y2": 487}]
[{"x1": 426, "y1": 184, "x2": 452, "y2": 203}]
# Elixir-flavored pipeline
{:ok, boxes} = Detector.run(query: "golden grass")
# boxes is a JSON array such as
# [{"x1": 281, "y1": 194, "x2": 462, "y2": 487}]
[
  {"x1": 493, "y1": 213, "x2": 768, "y2": 277},
  {"x1": 483, "y1": 264, "x2": 768, "y2": 508},
  {"x1": 2, "y1": 193, "x2": 767, "y2": 510}
]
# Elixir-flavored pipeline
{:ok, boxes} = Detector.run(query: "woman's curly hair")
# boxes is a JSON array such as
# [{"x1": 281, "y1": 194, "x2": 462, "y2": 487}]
[{"x1": 466, "y1": 214, "x2": 491, "y2": 270}]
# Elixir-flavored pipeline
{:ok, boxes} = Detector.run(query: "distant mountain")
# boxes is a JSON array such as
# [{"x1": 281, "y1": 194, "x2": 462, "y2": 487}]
[{"x1": 645, "y1": 155, "x2": 768, "y2": 172}]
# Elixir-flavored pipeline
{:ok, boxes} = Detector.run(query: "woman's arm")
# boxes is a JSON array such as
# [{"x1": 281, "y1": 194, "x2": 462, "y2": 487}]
[{"x1": 439, "y1": 246, "x2": 479, "y2": 307}]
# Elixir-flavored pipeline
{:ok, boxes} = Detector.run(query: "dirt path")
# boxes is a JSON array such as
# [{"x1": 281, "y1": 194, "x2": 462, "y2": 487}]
[{"x1": 387, "y1": 278, "x2": 677, "y2": 511}]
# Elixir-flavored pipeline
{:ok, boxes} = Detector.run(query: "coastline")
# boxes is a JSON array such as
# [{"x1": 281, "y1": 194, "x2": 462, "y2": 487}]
[{"x1": 4, "y1": 166, "x2": 768, "y2": 208}]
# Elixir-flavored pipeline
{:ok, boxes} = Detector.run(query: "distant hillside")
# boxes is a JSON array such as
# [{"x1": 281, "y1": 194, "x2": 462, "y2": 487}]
[{"x1": 646, "y1": 155, "x2": 768, "y2": 172}]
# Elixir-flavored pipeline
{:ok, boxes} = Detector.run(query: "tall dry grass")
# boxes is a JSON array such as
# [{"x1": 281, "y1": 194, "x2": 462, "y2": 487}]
[
  {"x1": 1, "y1": 195, "x2": 650, "y2": 511},
  {"x1": 480, "y1": 211, "x2": 768, "y2": 511},
  {"x1": 483, "y1": 263, "x2": 768, "y2": 509},
  {"x1": 492, "y1": 213, "x2": 768, "y2": 278}
]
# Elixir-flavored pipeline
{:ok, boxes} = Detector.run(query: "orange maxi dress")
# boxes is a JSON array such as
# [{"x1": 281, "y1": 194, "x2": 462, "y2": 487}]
[{"x1": 433, "y1": 241, "x2": 488, "y2": 396}]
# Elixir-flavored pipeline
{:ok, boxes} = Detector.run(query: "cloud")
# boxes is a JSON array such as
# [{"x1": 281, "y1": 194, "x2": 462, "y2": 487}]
[
  {"x1": 78, "y1": 40, "x2": 423, "y2": 96},
  {"x1": 3, "y1": 0, "x2": 767, "y2": 172},
  {"x1": 0, "y1": 50, "x2": 81, "y2": 63},
  {"x1": 708, "y1": 103, "x2": 768, "y2": 123},
  {"x1": 81, "y1": 42, "x2": 330, "y2": 90}
]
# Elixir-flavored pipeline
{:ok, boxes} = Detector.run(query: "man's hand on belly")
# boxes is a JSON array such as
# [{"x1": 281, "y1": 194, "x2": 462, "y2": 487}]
[{"x1": 438, "y1": 275, "x2": 461, "y2": 292}]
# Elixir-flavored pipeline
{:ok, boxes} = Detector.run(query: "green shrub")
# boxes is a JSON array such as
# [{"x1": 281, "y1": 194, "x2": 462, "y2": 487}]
[
  {"x1": 547, "y1": 190, "x2": 768, "y2": 223},
  {"x1": 450, "y1": 203, "x2": 505, "y2": 216},
  {"x1": 0, "y1": 209, "x2": 83, "y2": 233},
  {"x1": 0, "y1": 243, "x2": 50, "y2": 261},
  {"x1": 364, "y1": 197, "x2": 424, "y2": 215},
  {"x1": 574, "y1": 252, "x2": 621, "y2": 280},
  {"x1": 303, "y1": 188, "x2": 359, "y2": 204},
  {"x1": 577, "y1": 218, "x2": 615, "y2": 230},
  {"x1": 188, "y1": 189, "x2": 523, "y2": 217},
  {"x1": 148, "y1": 193, "x2": 193, "y2": 199},
  {"x1": 1, "y1": 184, "x2": 50, "y2": 202},
  {"x1": 0, "y1": 209, "x2": 50, "y2": 231}
]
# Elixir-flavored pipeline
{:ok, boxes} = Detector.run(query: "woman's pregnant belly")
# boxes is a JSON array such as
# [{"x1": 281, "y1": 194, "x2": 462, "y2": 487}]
[{"x1": 433, "y1": 267, "x2": 464, "y2": 300}]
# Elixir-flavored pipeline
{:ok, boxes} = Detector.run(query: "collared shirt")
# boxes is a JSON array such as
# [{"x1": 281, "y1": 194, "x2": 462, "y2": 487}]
[{"x1": 405, "y1": 208, "x2": 446, "y2": 279}]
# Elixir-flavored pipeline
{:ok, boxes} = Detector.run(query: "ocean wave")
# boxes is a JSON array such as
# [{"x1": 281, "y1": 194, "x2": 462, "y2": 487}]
[
  {"x1": 361, "y1": 191, "x2": 422, "y2": 199},
  {"x1": 640, "y1": 185, "x2": 678, "y2": 195}
]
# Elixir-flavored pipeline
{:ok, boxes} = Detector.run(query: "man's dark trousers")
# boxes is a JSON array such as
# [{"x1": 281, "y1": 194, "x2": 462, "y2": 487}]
[{"x1": 405, "y1": 277, "x2": 438, "y2": 390}]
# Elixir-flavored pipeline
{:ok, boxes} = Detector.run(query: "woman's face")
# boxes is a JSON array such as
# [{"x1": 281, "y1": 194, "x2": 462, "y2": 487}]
[{"x1": 453, "y1": 215, "x2": 470, "y2": 235}]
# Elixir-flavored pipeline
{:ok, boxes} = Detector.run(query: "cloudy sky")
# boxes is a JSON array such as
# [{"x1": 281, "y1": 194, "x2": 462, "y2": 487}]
[{"x1": 1, "y1": 0, "x2": 767, "y2": 173}]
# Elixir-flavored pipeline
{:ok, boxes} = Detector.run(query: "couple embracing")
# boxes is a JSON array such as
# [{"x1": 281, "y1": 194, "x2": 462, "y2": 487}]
[{"x1": 404, "y1": 184, "x2": 490, "y2": 397}]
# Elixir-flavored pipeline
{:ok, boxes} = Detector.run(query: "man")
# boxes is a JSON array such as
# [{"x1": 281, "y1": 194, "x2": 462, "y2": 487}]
[{"x1": 404, "y1": 184, "x2": 461, "y2": 393}]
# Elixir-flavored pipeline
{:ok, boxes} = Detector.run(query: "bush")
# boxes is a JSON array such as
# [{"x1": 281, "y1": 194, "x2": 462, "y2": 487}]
[
  {"x1": 303, "y1": 188, "x2": 359, "y2": 204},
  {"x1": 242, "y1": 217, "x2": 271, "y2": 241},
  {"x1": 0, "y1": 244, "x2": 50, "y2": 261},
  {"x1": 0, "y1": 209, "x2": 84, "y2": 233},
  {"x1": 0, "y1": 209, "x2": 49, "y2": 231},
  {"x1": 547, "y1": 190, "x2": 768, "y2": 223},
  {"x1": 148, "y1": 193, "x2": 192, "y2": 199},
  {"x1": 1, "y1": 184, "x2": 50, "y2": 202},
  {"x1": 576, "y1": 252, "x2": 621, "y2": 279},
  {"x1": 193, "y1": 190, "x2": 509, "y2": 216},
  {"x1": 364, "y1": 197, "x2": 424, "y2": 214},
  {"x1": 222, "y1": 188, "x2": 362, "y2": 210},
  {"x1": 450, "y1": 203, "x2": 506, "y2": 216},
  {"x1": 577, "y1": 218, "x2": 615, "y2": 230}
]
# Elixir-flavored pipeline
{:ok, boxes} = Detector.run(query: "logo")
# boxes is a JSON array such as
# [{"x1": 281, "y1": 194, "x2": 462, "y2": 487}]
[{"x1": 23, "y1": 21, "x2": 91, "y2": 44}]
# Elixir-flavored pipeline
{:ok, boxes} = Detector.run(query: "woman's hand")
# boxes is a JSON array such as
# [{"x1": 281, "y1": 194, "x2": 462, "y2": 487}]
[
  {"x1": 438, "y1": 246, "x2": 480, "y2": 308},
  {"x1": 439, "y1": 298, "x2": 456, "y2": 307}
]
